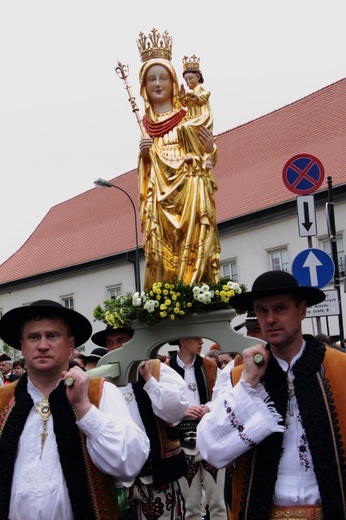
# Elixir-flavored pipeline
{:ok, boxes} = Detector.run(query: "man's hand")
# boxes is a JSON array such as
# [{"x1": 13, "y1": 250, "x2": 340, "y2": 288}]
[
  {"x1": 184, "y1": 405, "x2": 208, "y2": 420},
  {"x1": 63, "y1": 366, "x2": 92, "y2": 419},
  {"x1": 240, "y1": 344, "x2": 269, "y2": 388},
  {"x1": 138, "y1": 360, "x2": 153, "y2": 382}
]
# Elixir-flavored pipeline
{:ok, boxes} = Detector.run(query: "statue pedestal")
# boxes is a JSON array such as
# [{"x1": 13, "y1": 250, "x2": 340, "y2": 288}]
[{"x1": 97, "y1": 309, "x2": 264, "y2": 386}]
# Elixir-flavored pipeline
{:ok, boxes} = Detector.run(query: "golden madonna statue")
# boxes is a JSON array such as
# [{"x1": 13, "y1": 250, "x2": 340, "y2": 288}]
[{"x1": 137, "y1": 29, "x2": 221, "y2": 290}]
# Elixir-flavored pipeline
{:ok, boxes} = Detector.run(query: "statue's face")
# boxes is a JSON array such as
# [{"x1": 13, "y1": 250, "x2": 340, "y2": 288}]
[
  {"x1": 145, "y1": 64, "x2": 173, "y2": 105},
  {"x1": 183, "y1": 72, "x2": 200, "y2": 90}
]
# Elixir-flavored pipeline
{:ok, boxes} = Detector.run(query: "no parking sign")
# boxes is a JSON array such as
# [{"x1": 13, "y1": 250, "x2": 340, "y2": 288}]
[{"x1": 282, "y1": 154, "x2": 324, "y2": 194}]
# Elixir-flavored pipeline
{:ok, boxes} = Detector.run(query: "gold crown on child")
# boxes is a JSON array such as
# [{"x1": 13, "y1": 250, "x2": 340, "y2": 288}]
[
  {"x1": 182, "y1": 55, "x2": 200, "y2": 71},
  {"x1": 137, "y1": 28, "x2": 173, "y2": 63}
]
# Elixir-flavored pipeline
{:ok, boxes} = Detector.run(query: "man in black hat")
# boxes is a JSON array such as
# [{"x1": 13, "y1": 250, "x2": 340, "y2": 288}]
[
  {"x1": 84, "y1": 347, "x2": 107, "y2": 370},
  {"x1": 197, "y1": 271, "x2": 346, "y2": 519},
  {"x1": 91, "y1": 324, "x2": 134, "y2": 352},
  {"x1": 92, "y1": 326, "x2": 189, "y2": 519},
  {"x1": 233, "y1": 311, "x2": 264, "y2": 340},
  {"x1": 0, "y1": 300, "x2": 149, "y2": 520}
]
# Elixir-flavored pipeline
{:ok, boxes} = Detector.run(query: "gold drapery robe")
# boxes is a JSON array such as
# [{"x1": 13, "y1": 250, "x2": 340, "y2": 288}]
[{"x1": 138, "y1": 59, "x2": 221, "y2": 290}]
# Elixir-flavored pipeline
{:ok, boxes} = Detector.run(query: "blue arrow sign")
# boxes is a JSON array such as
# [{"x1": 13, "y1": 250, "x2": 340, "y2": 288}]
[{"x1": 292, "y1": 248, "x2": 335, "y2": 288}]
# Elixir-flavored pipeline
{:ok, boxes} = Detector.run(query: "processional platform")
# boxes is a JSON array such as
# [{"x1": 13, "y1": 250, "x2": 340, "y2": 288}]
[{"x1": 95, "y1": 309, "x2": 265, "y2": 386}]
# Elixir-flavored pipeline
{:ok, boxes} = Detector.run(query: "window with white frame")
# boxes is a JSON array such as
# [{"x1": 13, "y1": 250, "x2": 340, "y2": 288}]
[
  {"x1": 221, "y1": 260, "x2": 238, "y2": 282},
  {"x1": 268, "y1": 248, "x2": 290, "y2": 272},
  {"x1": 321, "y1": 235, "x2": 345, "y2": 277},
  {"x1": 107, "y1": 285, "x2": 122, "y2": 300},
  {"x1": 62, "y1": 296, "x2": 74, "y2": 310}
]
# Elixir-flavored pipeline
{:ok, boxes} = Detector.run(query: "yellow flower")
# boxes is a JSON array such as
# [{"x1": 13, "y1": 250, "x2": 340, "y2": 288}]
[
  {"x1": 187, "y1": 302, "x2": 192, "y2": 307},
  {"x1": 160, "y1": 311, "x2": 167, "y2": 318},
  {"x1": 169, "y1": 314, "x2": 175, "y2": 320}
]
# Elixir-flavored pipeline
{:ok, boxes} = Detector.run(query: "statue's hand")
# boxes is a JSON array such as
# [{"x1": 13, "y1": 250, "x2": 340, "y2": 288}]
[
  {"x1": 178, "y1": 84, "x2": 186, "y2": 99},
  {"x1": 139, "y1": 137, "x2": 153, "y2": 158},
  {"x1": 199, "y1": 126, "x2": 214, "y2": 153}
]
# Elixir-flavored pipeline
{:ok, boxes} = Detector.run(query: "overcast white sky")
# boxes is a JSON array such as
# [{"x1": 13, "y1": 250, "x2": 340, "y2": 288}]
[{"x1": 1, "y1": 0, "x2": 345, "y2": 265}]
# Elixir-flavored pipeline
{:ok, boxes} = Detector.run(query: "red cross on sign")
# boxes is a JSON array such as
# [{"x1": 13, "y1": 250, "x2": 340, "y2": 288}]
[{"x1": 282, "y1": 154, "x2": 325, "y2": 194}]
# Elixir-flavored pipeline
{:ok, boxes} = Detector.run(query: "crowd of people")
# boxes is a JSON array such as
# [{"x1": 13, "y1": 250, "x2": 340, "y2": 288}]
[{"x1": 0, "y1": 270, "x2": 344, "y2": 519}]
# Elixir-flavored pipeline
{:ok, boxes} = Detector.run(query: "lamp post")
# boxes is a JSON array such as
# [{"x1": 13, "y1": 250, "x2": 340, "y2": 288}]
[{"x1": 94, "y1": 178, "x2": 141, "y2": 293}]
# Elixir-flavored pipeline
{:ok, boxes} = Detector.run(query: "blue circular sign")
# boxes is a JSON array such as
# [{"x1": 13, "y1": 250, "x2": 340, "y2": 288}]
[
  {"x1": 292, "y1": 248, "x2": 335, "y2": 288},
  {"x1": 282, "y1": 154, "x2": 324, "y2": 194}
]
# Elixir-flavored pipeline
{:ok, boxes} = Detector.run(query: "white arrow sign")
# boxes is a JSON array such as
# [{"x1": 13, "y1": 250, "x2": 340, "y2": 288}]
[{"x1": 302, "y1": 250, "x2": 322, "y2": 286}]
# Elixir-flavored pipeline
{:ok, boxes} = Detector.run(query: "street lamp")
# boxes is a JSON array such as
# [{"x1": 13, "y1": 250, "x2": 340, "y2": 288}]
[{"x1": 94, "y1": 178, "x2": 141, "y2": 293}]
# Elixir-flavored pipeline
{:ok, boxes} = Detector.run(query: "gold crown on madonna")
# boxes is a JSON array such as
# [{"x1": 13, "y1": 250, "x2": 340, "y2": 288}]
[
  {"x1": 137, "y1": 28, "x2": 173, "y2": 63},
  {"x1": 182, "y1": 55, "x2": 200, "y2": 71}
]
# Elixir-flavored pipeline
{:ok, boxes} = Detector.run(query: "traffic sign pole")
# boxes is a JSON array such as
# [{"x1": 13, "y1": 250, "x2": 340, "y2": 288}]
[{"x1": 327, "y1": 176, "x2": 344, "y2": 343}]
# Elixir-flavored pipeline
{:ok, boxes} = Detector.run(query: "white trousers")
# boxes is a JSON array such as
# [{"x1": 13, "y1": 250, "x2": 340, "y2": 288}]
[{"x1": 178, "y1": 455, "x2": 228, "y2": 520}]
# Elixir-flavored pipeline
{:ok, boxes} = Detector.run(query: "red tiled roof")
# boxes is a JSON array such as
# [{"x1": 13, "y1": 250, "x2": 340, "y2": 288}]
[{"x1": 1, "y1": 78, "x2": 346, "y2": 285}]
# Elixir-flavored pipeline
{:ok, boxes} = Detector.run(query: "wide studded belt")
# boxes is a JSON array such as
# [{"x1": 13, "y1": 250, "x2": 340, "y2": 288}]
[
  {"x1": 178, "y1": 420, "x2": 198, "y2": 449},
  {"x1": 269, "y1": 504, "x2": 323, "y2": 519}
]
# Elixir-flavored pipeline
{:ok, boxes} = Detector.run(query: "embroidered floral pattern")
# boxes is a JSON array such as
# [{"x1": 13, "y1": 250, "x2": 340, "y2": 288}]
[
  {"x1": 142, "y1": 496, "x2": 164, "y2": 520},
  {"x1": 224, "y1": 400, "x2": 255, "y2": 448},
  {"x1": 297, "y1": 413, "x2": 311, "y2": 471},
  {"x1": 184, "y1": 454, "x2": 200, "y2": 487}
]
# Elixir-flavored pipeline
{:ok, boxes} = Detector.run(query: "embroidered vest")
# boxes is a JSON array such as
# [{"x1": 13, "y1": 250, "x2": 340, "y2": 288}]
[
  {"x1": 229, "y1": 338, "x2": 346, "y2": 520},
  {"x1": 132, "y1": 359, "x2": 187, "y2": 488},
  {"x1": 0, "y1": 377, "x2": 117, "y2": 520}
]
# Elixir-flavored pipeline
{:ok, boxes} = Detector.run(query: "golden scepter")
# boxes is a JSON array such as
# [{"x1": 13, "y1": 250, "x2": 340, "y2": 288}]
[
  {"x1": 115, "y1": 60, "x2": 165, "y2": 195},
  {"x1": 115, "y1": 61, "x2": 146, "y2": 138}
]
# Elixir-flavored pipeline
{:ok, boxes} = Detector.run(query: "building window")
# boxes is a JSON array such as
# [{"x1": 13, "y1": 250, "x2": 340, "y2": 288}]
[
  {"x1": 107, "y1": 285, "x2": 122, "y2": 300},
  {"x1": 321, "y1": 235, "x2": 345, "y2": 277},
  {"x1": 269, "y1": 248, "x2": 290, "y2": 272},
  {"x1": 221, "y1": 260, "x2": 238, "y2": 282},
  {"x1": 62, "y1": 296, "x2": 74, "y2": 310}
]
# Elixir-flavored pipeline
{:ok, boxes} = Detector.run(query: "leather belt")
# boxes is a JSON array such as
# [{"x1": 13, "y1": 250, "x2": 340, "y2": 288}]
[
  {"x1": 269, "y1": 504, "x2": 323, "y2": 519},
  {"x1": 178, "y1": 420, "x2": 198, "y2": 449}
]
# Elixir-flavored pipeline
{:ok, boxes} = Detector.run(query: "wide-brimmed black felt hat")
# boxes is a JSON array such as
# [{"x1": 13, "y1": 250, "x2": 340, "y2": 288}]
[
  {"x1": 234, "y1": 312, "x2": 259, "y2": 331},
  {"x1": 86, "y1": 347, "x2": 107, "y2": 362},
  {"x1": 91, "y1": 324, "x2": 134, "y2": 347},
  {"x1": 231, "y1": 271, "x2": 325, "y2": 311},
  {"x1": 0, "y1": 353, "x2": 12, "y2": 362},
  {"x1": 0, "y1": 300, "x2": 92, "y2": 349}
]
